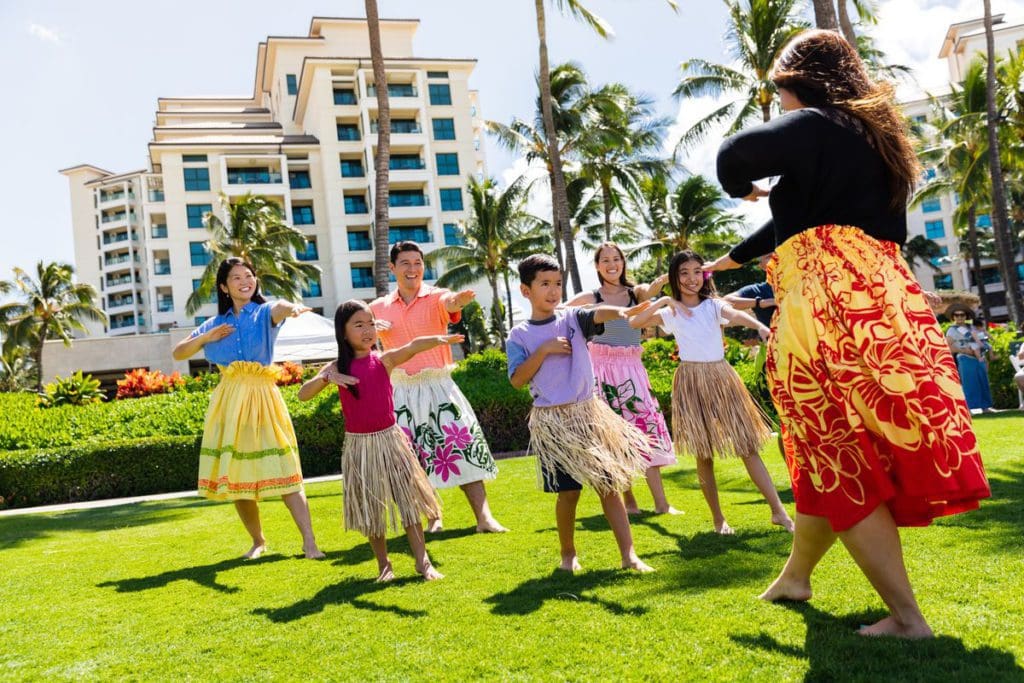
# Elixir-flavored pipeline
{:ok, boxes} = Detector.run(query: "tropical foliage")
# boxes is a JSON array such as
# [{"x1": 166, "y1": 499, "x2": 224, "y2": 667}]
[{"x1": 37, "y1": 371, "x2": 104, "y2": 408}]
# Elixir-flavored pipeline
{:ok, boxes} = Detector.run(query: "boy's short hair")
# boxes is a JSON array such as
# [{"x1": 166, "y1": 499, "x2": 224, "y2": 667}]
[
  {"x1": 518, "y1": 254, "x2": 560, "y2": 286},
  {"x1": 390, "y1": 241, "x2": 423, "y2": 264}
]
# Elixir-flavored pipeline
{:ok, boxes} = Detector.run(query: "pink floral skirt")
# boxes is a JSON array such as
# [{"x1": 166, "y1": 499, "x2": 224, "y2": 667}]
[{"x1": 589, "y1": 343, "x2": 676, "y2": 468}]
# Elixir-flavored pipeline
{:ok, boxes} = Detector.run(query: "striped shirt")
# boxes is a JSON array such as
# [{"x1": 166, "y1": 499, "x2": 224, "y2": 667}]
[{"x1": 589, "y1": 288, "x2": 642, "y2": 347}]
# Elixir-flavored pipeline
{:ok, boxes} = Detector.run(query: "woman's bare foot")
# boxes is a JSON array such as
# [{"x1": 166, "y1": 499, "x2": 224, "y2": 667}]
[
  {"x1": 771, "y1": 513, "x2": 796, "y2": 533},
  {"x1": 858, "y1": 615, "x2": 933, "y2": 639},
  {"x1": 759, "y1": 574, "x2": 812, "y2": 602},
  {"x1": 714, "y1": 519, "x2": 735, "y2": 535},
  {"x1": 623, "y1": 491, "x2": 641, "y2": 515},
  {"x1": 416, "y1": 562, "x2": 444, "y2": 581},
  {"x1": 243, "y1": 542, "x2": 268, "y2": 560},
  {"x1": 376, "y1": 562, "x2": 395, "y2": 583},
  {"x1": 558, "y1": 555, "x2": 583, "y2": 572},
  {"x1": 425, "y1": 518, "x2": 444, "y2": 533},
  {"x1": 622, "y1": 557, "x2": 656, "y2": 573},
  {"x1": 476, "y1": 519, "x2": 509, "y2": 533},
  {"x1": 654, "y1": 505, "x2": 684, "y2": 515},
  {"x1": 303, "y1": 543, "x2": 326, "y2": 560}
]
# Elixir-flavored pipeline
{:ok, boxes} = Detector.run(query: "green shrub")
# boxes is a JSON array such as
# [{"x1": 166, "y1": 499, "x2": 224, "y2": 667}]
[
  {"x1": 37, "y1": 371, "x2": 104, "y2": 408},
  {"x1": 452, "y1": 348, "x2": 532, "y2": 451},
  {"x1": 987, "y1": 326, "x2": 1020, "y2": 409}
]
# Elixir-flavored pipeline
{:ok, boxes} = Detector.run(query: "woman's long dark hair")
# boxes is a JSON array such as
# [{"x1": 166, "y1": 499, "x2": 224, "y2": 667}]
[
  {"x1": 593, "y1": 242, "x2": 635, "y2": 288},
  {"x1": 333, "y1": 299, "x2": 371, "y2": 398},
  {"x1": 770, "y1": 29, "x2": 919, "y2": 210},
  {"x1": 215, "y1": 258, "x2": 266, "y2": 314},
  {"x1": 667, "y1": 250, "x2": 716, "y2": 302}
]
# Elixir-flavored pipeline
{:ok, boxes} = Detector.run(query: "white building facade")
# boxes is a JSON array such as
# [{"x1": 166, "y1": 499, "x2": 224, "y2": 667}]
[{"x1": 60, "y1": 17, "x2": 487, "y2": 337}]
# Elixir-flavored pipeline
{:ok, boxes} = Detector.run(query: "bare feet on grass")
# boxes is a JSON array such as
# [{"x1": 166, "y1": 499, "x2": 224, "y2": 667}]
[
  {"x1": 416, "y1": 562, "x2": 444, "y2": 581},
  {"x1": 858, "y1": 615, "x2": 933, "y2": 639},
  {"x1": 243, "y1": 542, "x2": 268, "y2": 560},
  {"x1": 558, "y1": 555, "x2": 583, "y2": 573},
  {"x1": 714, "y1": 519, "x2": 735, "y2": 535},
  {"x1": 654, "y1": 505, "x2": 684, "y2": 515},
  {"x1": 476, "y1": 518, "x2": 509, "y2": 533},
  {"x1": 425, "y1": 518, "x2": 444, "y2": 533},
  {"x1": 759, "y1": 575, "x2": 812, "y2": 602},
  {"x1": 622, "y1": 556, "x2": 656, "y2": 573},
  {"x1": 303, "y1": 543, "x2": 326, "y2": 560},
  {"x1": 375, "y1": 562, "x2": 395, "y2": 583},
  {"x1": 772, "y1": 513, "x2": 796, "y2": 533}
]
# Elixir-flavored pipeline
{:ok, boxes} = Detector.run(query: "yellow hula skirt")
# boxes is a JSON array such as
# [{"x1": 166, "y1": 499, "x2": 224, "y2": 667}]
[
  {"x1": 671, "y1": 360, "x2": 772, "y2": 460},
  {"x1": 528, "y1": 397, "x2": 650, "y2": 495},
  {"x1": 767, "y1": 226, "x2": 990, "y2": 531},
  {"x1": 342, "y1": 424, "x2": 441, "y2": 537},
  {"x1": 198, "y1": 361, "x2": 304, "y2": 501}
]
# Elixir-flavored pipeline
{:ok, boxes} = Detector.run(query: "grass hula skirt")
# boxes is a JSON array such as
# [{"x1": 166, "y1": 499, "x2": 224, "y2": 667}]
[
  {"x1": 198, "y1": 361, "x2": 304, "y2": 501},
  {"x1": 767, "y1": 226, "x2": 990, "y2": 531},
  {"x1": 342, "y1": 424, "x2": 441, "y2": 538},
  {"x1": 528, "y1": 396, "x2": 649, "y2": 496},
  {"x1": 671, "y1": 360, "x2": 772, "y2": 461}
]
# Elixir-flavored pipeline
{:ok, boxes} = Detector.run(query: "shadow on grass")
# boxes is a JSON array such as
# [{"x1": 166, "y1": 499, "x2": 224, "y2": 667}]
[
  {"x1": 253, "y1": 576, "x2": 428, "y2": 622},
  {"x1": 934, "y1": 465, "x2": 1024, "y2": 553},
  {"x1": 732, "y1": 601, "x2": 1024, "y2": 681},
  {"x1": 0, "y1": 502, "x2": 198, "y2": 550},
  {"x1": 484, "y1": 569, "x2": 648, "y2": 617},
  {"x1": 98, "y1": 554, "x2": 292, "y2": 594}
]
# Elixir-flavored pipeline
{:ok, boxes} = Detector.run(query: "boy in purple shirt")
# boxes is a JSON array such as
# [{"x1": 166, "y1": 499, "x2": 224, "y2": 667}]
[{"x1": 507, "y1": 254, "x2": 654, "y2": 573}]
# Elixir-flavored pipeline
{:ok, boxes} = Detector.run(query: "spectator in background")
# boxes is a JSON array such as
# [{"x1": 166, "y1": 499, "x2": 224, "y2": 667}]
[{"x1": 723, "y1": 253, "x2": 776, "y2": 327}]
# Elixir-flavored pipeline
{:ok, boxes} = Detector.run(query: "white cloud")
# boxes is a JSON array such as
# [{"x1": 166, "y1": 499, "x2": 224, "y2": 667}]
[{"x1": 27, "y1": 22, "x2": 63, "y2": 45}]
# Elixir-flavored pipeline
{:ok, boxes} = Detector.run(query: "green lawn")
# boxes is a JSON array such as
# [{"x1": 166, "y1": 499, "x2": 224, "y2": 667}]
[{"x1": 2, "y1": 416, "x2": 1022, "y2": 681}]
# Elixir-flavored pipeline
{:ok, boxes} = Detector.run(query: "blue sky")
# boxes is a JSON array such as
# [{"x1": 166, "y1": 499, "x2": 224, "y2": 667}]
[{"x1": 0, "y1": 0, "x2": 1018, "y2": 282}]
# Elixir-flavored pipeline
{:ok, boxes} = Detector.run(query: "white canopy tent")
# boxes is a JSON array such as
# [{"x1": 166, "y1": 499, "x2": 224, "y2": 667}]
[{"x1": 273, "y1": 312, "x2": 337, "y2": 363}]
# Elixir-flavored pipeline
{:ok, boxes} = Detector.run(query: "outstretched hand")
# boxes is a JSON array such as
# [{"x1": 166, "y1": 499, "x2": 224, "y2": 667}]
[
  {"x1": 743, "y1": 184, "x2": 769, "y2": 202},
  {"x1": 287, "y1": 303, "x2": 312, "y2": 317},
  {"x1": 450, "y1": 289, "x2": 476, "y2": 309},
  {"x1": 374, "y1": 318, "x2": 393, "y2": 331},
  {"x1": 622, "y1": 300, "x2": 653, "y2": 318},
  {"x1": 438, "y1": 334, "x2": 465, "y2": 345},
  {"x1": 703, "y1": 254, "x2": 741, "y2": 272}
]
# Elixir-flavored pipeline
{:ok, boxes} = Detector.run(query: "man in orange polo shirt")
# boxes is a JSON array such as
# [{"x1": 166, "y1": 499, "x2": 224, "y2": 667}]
[{"x1": 370, "y1": 241, "x2": 506, "y2": 533}]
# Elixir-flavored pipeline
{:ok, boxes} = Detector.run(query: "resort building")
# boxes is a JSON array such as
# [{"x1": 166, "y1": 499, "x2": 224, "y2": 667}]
[
  {"x1": 60, "y1": 17, "x2": 487, "y2": 337},
  {"x1": 903, "y1": 14, "x2": 1024, "y2": 320}
]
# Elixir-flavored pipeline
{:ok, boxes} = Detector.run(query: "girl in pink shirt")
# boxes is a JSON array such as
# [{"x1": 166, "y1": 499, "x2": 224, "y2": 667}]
[{"x1": 298, "y1": 300, "x2": 463, "y2": 582}]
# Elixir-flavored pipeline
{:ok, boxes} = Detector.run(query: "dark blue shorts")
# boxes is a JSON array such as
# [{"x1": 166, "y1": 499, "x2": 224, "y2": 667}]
[{"x1": 541, "y1": 459, "x2": 583, "y2": 493}]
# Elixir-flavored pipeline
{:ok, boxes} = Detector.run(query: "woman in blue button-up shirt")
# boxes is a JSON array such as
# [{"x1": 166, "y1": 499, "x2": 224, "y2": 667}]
[{"x1": 174, "y1": 258, "x2": 324, "y2": 560}]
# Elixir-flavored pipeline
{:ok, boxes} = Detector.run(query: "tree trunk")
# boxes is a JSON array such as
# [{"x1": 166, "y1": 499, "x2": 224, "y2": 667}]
[
  {"x1": 536, "y1": 0, "x2": 583, "y2": 294},
  {"x1": 966, "y1": 205, "x2": 991, "y2": 322},
  {"x1": 34, "y1": 326, "x2": 48, "y2": 393},
  {"x1": 812, "y1": 0, "x2": 839, "y2": 30},
  {"x1": 836, "y1": 0, "x2": 857, "y2": 46},
  {"x1": 489, "y1": 275, "x2": 506, "y2": 350},
  {"x1": 601, "y1": 179, "x2": 613, "y2": 240},
  {"x1": 983, "y1": 0, "x2": 1024, "y2": 323},
  {"x1": 503, "y1": 269, "x2": 515, "y2": 332},
  {"x1": 366, "y1": 0, "x2": 392, "y2": 298}
]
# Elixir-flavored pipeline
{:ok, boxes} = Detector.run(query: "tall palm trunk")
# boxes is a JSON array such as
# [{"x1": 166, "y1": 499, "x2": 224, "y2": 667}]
[
  {"x1": 600, "y1": 178, "x2": 613, "y2": 240},
  {"x1": 966, "y1": 205, "x2": 991, "y2": 321},
  {"x1": 366, "y1": 0, "x2": 392, "y2": 298},
  {"x1": 546, "y1": 162, "x2": 566, "y2": 274},
  {"x1": 535, "y1": 0, "x2": 583, "y2": 294},
  {"x1": 836, "y1": 0, "x2": 857, "y2": 46},
  {"x1": 983, "y1": 0, "x2": 1023, "y2": 323},
  {"x1": 811, "y1": 0, "x2": 839, "y2": 30},
  {"x1": 503, "y1": 269, "x2": 515, "y2": 332},
  {"x1": 489, "y1": 275, "x2": 506, "y2": 350}
]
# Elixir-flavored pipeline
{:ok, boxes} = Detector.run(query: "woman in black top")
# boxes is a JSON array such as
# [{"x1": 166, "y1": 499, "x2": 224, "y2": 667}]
[{"x1": 706, "y1": 29, "x2": 990, "y2": 639}]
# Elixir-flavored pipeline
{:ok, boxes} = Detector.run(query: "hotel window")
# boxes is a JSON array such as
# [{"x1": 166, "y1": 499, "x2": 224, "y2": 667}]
[
  {"x1": 933, "y1": 273, "x2": 952, "y2": 290},
  {"x1": 977, "y1": 213, "x2": 992, "y2": 228},
  {"x1": 426, "y1": 71, "x2": 449, "y2": 79},
  {"x1": 432, "y1": 118, "x2": 456, "y2": 140},
  {"x1": 428, "y1": 83, "x2": 452, "y2": 105},
  {"x1": 292, "y1": 205, "x2": 315, "y2": 225},
  {"x1": 921, "y1": 197, "x2": 942, "y2": 213},
  {"x1": 390, "y1": 190, "x2": 428, "y2": 207},
  {"x1": 924, "y1": 220, "x2": 944, "y2": 239},
  {"x1": 389, "y1": 226, "x2": 430, "y2": 243},
  {"x1": 288, "y1": 170, "x2": 312, "y2": 188},
  {"x1": 340, "y1": 159, "x2": 365, "y2": 177},
  {"x1": 333, "y1": 88, "x2": 357, "y2": 105},
  {"x1": 337, "y1": 123, "x2": 361, "y2": 141},
  {"x1": 443, "y1": 223, "x2": 464, "y2": 245},
  {"x1": 301, "y1": 276, "x2": 322, "y2": 298},
  {"x1": 182, "y1": 154, "x2": 208, "y2": 163},
  {"x1": 348, "y1": 231, "x2": 372, "y2": 251},
  {"x1": 186, "y1": 203, "x2": 212, "y2": 229},
  {"x1": 930, "y1": 246, "x2": 949, "y2": 267},
  {"x1": 390, "y1": 154, "x2": 423, "y2": 170},
  {"x1": 351, "y1": 265, "x2": 374, "y2": 289},
  {"x1": 297, "y1": 238, "x2": 319, "y2": 262},
  {"x1": 183, "y1": 167, "x2": 210, "y2": 191},
  {"x1": 344, "y1": 195, "x2": 369, "y2": 214},
  {"x1": 436, "y1": 153, "x2": 460, "y2": 176},
  {"x1": 439, "y1": 188, "x2": 463, "y2": 211},
  {"x1": 189, "y1": 241, "x2": 211, "y2": 267},
  {"x1": 286, "y1": 74, "x2": 297, "y2": 95}
]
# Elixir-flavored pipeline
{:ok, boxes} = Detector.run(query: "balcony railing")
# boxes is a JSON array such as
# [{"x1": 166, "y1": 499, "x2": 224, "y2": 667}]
[
  {"x1": 100, "y1": 191, "x2": 135, "y2": 203},
  {"x1": 153, "y1": 262, "x2": 171, "y2": 275},
  {"x1": 367, "y1": 84, "x2": 418, "y2": 98},
  {"x1": 105, "y1": 254, "x2": 131, "y2": 266},
  {"x1": 371, "y1": 122, "x2": 421, "y2": 134},
  {"x1": 102, "y1": 232, "x2": 132, "y2": 245},
  {"x1": 344, "y1": 201, "x2": 369, "y2": 215},
  {"x1": 101, "y1": 212, "x2": 134, "y2": 224},
  {"x1": 389, "y1": 157, "x2": 426, "y2": 171},
  {"x1": 106, "y1": 275, "x2": 133, "y2": 287},
  {"x1": 108, "y1": 296, "x2": 134, "y2": 308},
  {"x1": 110, "y1": 316, "x2": 137, "y2": 330},
  {"x1": 389, "y1": 194, "x2": 430, "y2": 208},
  {"x1": 148, "y1": 190, "x2": 165, "y2": 202},
  {"x1": 156, "y1": 298, "x2": 174, "y2": 312},
  {"x1": 151, "y1": 225, "x2": 168, "y2": 238},
  {"x1": 226, "y1": 170, "x2": 283, "y2": 185}
]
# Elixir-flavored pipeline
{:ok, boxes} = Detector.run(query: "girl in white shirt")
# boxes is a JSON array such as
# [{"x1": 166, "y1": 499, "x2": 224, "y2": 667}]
[{"x1": 630, "y1": 250, "x2": 794, "y2": 535}]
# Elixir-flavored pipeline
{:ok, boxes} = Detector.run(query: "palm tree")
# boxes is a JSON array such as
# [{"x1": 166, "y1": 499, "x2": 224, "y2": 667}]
[
  {"x1": 0, "y1": 261, "x2": 106, "y2": 391},
  {"x1": 983, "y1": 0, "x2": 1023, "y2": 323},
  {"x1": 576, "y1": 85, "x2": 670, "y2": 240},
  {"x1": 365, "y1": 0, "x2": 392, "y2": 297},
  {"x1": 673, "y1": 0, "x2": 806, "y2": 153},
  {"x1": 902, "y1": 235, "x2": 944, "y2": 273},
  {"x1": 811, "y1": 0, "x2": 838, "y2": 31},
  {"x1": 0, "y1": 345, "x2": 34, "y2": 393},
  {"x1": 628, "y1": 174, "x2": 745, "y2": 268},
  {"x1": 426, "y1": 176, "x2": 550, "y2": 346},
  {"x1": 186, "y1": 193, "x2": 320, "y2": 314}
]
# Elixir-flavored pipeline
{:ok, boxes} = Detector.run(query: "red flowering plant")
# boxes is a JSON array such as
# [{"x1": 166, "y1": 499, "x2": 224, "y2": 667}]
[
  {"x1": 115, "y1": 368, "x2": 185, "y2": 399},
  {"x1": 274, "y1": 361, "x2": 304, "y2": 386}
]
